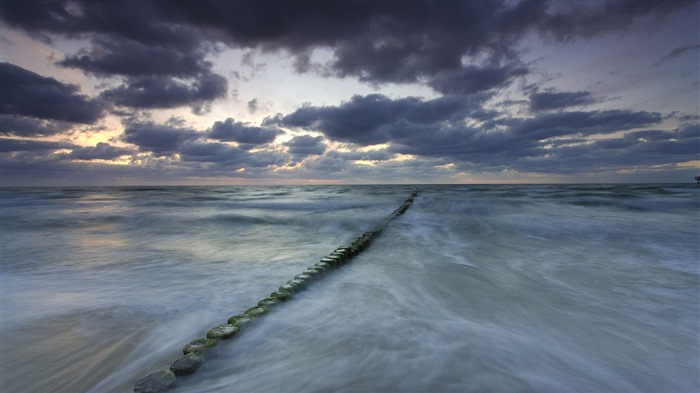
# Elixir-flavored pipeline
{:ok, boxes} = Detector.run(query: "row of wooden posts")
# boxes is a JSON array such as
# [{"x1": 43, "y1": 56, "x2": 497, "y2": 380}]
[{"x1": 134, "y1": 191, "x2": 418, "y2": 393}]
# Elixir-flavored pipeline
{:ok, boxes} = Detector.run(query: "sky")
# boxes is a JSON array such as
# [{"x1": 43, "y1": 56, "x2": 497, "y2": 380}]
[{"x1": 0, "y1": 0, "x2": 698, "y2": 186}]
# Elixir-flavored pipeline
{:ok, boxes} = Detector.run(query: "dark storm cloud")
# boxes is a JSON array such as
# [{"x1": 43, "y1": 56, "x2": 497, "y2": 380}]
[
  {"x1": 0, "y1": 114, "x2": 71, "y2": 137},
  {"x1": 68, "y1": 142, "x2": 132, "y2": 160},
  {"x1": 0, "y1": 138, "x2": 72, "y2": 152},
  {"x1": 0, "y1": 1, "x2": 204, "y2": 47},
  {"x1": 653, "y1": 44, "x2": 700, "y2": 67},
  {"x1": 121, "y1": 122, "x2": 197, "y2": 156},
  {"x1": 0, "y1": 62, "x2": 104, "y2": 123},
  {"x1": 180, "y1": 141, "x2": 288, "y2": 168},
  {"x1": 2, "y1": 139, "x2": 131, "y2": 169},
  {"x1": 506, "y1": 110, "x2": 662, "y2": 140},
  {"x1": 624, "y1": 125, "x2": 700, "y2": 154},
  {"x1": 328, "y1": 149, "x2": 395, "y2": 162},
  {"x1": 677, "y1": 114, "x2": 700, "y2": 124},
  {"x1": 275, "y1": 91, "x2": 674, "y2": 174},
  {"x1": 387, "y1": 124, "x2": 514, "y2": 160},
  {"x1": 118, "y1": 118, "x2": 289, "y2": 166},
  {"x1": 177, "y1": 0, "x2": 694, "y2": 94},
  {"x1": 3, "y1": 0, "x2": 694, "y2": 98},
  {"x1": 6, "y1": 0, "x2": 688, "y2": 50},
  {"x1": 276, "y1": 93, "x2": 660, "y2": 151},
  {"x1": 209, "y1": 118, "x2": 283, "y2": 144},
  {"x1": 404, "y1": 109, "x2": 662, "y2": 158},
  {"x1": 624, "y1": 129, "x2": 675, "y2": 141},
  {"x1": 56, "y1": 36, "x2": 228, "y2": 111},
  {"x1": 518, "y1": 125, "x2": 700, "y2": 174},
  {"x1": 635, "y1": 125, "x2": 700, "y2": 155},
  {"x1": 529, "y1": 91, "x2": 597, "y2": 112},
  {"x1": 535, "y1": 0, "x2": 698, "y2": 42},
  {"x1": 179, "y1": 141, "x2": 245, "y2": 164},
  {"x1": 283, "y1": 135, "x2": 326, "y2": 155},
  {"x1": 58, "y1": 38, "x2": 213, "y2": 77},
  {"x1": 499, "y1": 125, "x2": 697, "y2": 175},
  {"x1": 1, "y1": 0, "x2": 696, "y2": 184},
  {"x1": 1, "y1": 2, "x2": 224, "y2": 111},
  {"x1": 428, "y1": 64, "x2": 529, "y2": 95},
  {"x1": 272, "y1": 94, "x2": 486, "y2": 145},
  {"x1": 100, "y1": 73, "x2": 228, "y2": 111}
]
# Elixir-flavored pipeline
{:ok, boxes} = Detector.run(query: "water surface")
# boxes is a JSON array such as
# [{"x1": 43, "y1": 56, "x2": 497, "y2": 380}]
[{"x1": 1, "y1": 184, "x2": 698, "y2": 392}]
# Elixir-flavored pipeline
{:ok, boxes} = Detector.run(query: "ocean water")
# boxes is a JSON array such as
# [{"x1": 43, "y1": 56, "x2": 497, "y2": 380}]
[{"x1": 1, "y1": 184, "x2": 698, "y2": 393}]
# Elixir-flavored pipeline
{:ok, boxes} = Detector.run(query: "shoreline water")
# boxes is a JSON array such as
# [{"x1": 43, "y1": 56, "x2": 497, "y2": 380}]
[{"x1": 1, "y1": 184, "x2": 698, "y2": 392}]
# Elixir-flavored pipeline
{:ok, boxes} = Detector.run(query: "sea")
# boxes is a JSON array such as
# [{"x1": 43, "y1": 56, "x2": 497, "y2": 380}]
[{"x1": 0, "y1": 184, "x2": 698, "y2": 393}]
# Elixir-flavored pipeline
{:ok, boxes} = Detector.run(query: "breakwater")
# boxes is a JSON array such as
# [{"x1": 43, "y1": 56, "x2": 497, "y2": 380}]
[{"x1": 133, "y1": 191, "x2": 418, "y2": 393}]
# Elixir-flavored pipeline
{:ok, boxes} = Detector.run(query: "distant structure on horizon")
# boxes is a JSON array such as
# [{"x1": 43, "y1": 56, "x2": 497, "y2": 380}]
[{"x1": 695, "y1": 176, "x2": 700, "y2": 184}]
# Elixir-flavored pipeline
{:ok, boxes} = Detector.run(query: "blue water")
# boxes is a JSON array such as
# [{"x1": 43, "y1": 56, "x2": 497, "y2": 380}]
[{"x1": 1, "y1": 184, "x2": 698, "y2": 393}]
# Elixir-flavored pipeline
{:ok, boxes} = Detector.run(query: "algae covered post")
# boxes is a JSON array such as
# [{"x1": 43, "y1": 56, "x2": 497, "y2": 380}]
[{"x1": 133, "y1": 191, "x2": 418, "y2": 392}]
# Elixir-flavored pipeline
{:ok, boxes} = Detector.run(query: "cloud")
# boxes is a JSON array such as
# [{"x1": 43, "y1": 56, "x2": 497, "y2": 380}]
[
  {"x1": 100, "y1": 73, "x2": 228, "y2": 111},
  {"x1": 209, "y1": 117, "x2": 283, "y2": 145},
  {"x1": 68, "y1": 142, "x2": 132, "y2": 160},
  {"x1": 632, "y1": 124, "x2": 700, "y2": 155},
  {"x1": 411, "y1": 109, "x2": 662, "y2": 157},
  {"x1": 328, "y1": 149, "x2": 395, "y2": 162},
  {"x1": 506, "y1": 110, "x2": 662, "y2": 140},
  {"x1": 2, "y1": 4, "x2": 225, "y2": 112},
  {"x1": 623, "y1": 124, "x2": 700, "y2": 155},
  {"x1": 121, "y1": 122, "x2": 198, "y2": 156},
  {"x1": 108, "y1": 91, "x2": 676, "y2": 180},
  {"x1": 239, "y1": 149, "x2": 289, "y2": 168},
  {"x1": 2, "y1": 0, "x2": 693, "y2": 98},
  {"x1": 118, "y1": 118, "x2": 288, "y2": 167},
  {"x1": 180, "y1": 141, "x2": 288, "y2": 168},
  {"x1": 517, "y1": 124, "x2": 700, "y2": 174},
  {"x1": 273, "y1": 91, "x2": 675, "y2": 175},
  {"x1": 58, "y1": 38, "x2": 213, "y2": 77},
  {"x1": 283, "y1": 134, "x2": 326, "y2": 155},
  {"x1": 529, "y1": 91, "x2": 597, "y2": 112},
  {"x1": 294, "y1": 150, "x2": 444, "y2": 182},
  {"x1": 535, "y1": 0, "x2": 698, "y2": 42},
  {"x1": 179, "y1": 141, "x2": 246, "y2": 164},
  {"x1": 427, "y1": 64, "x2": 528, "y2": 95},
  {"x1": 272, "y1": 93, "x2": 487, "y2": 145},
  {"x1": 653, "y1": 44, "x2": 700, "y2": 67},
  {"x1": 0, "y1": 114, "x2": 72, "y2": 137},
  {"x1": 275, "y1": 95, "x2": 664, "y2": 168},
  {"x1": 0, "y1": 62, "x2": 105, "y2": 123},
  {"x1": 56, "y1": 35, "x2": 228, "y2": 111},
  {"x1": 0, "y1": 1, "x2": 696, "y2": 184},
  {"x1": 0, "y1": 2, "x2": 192, "y2": 43},
  {"x1": 0, "y1": 138, "x2": 72, "y2": 152},
  {"x1": 247, "y1": 98, "x2": 259, "y2": 114}
]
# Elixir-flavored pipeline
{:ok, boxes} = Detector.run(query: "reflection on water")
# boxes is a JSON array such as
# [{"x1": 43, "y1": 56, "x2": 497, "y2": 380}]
[{"x1": 2, "y1": 307, "x2": 157, "y2": 393}]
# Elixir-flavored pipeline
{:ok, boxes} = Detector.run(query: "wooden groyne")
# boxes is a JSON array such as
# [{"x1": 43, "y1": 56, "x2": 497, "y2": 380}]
[{"x1": 133, "y1": 191, "x2": 418, "y2": 393}]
